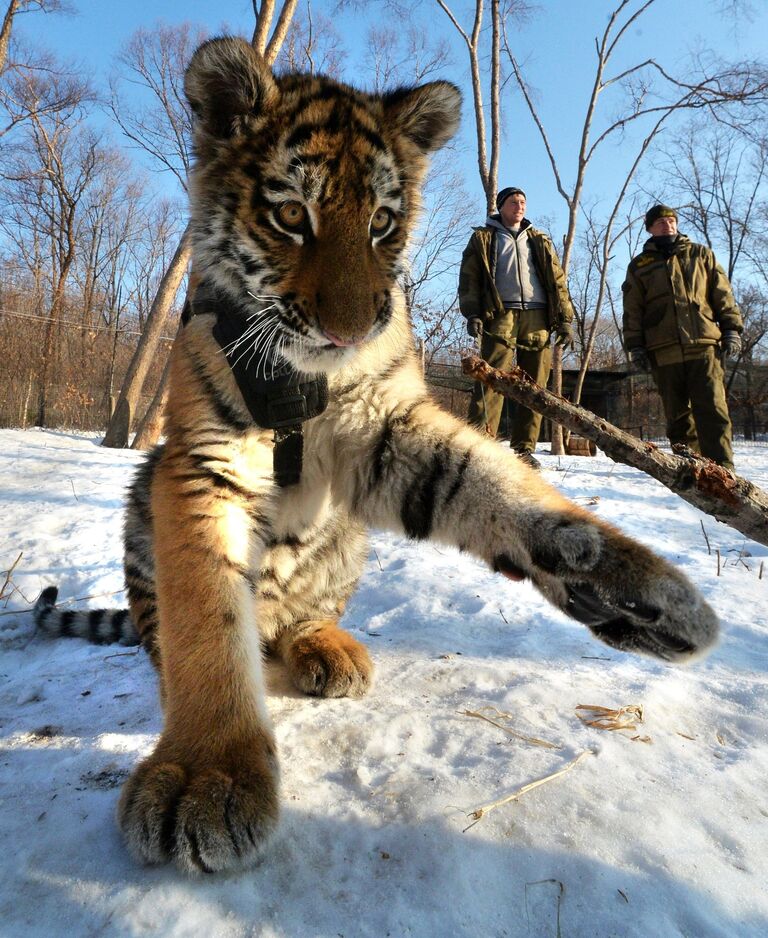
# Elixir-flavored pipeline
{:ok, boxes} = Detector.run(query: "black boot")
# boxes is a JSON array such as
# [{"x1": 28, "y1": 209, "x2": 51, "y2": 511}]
[{"x1": 513, "y1": 449, "x2": 541, "y2": 471}]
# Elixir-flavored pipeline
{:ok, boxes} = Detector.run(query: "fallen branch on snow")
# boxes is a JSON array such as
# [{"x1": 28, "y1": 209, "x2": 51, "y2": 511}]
[{"x1": 462, "y1": 356, "x2": 768, "y2": 548}]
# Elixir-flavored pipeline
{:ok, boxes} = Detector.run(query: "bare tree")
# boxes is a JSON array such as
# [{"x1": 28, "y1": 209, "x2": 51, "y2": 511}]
[
  {"x1": 0, "y1": 63, "x2": 103, "y2": 425},
  {"x1": 435, "y1": 0, "x2": 505, "y2": 214},
  {"x1": 403, "y1": 157, "x2": 475, "y2": 366},
  {"x1": 253, "y1": 0, "x2": 301, "y2": 65},
  {"x1": 276, "y1": 1, "x2": 346, "y2": 76},
  {"x1": 364, "y1": 22, "x2": 450, "y2": 91},
  {"x1": 108, "y1": 23, "x2": 205, "y2": 193},
  {"x1": 102, "y1": 229, "x2": 190, "y2": 447},
  {"x1": 101, "y1": 23, "x2": 199, "y2": 447},
  {"x1": 657, "y1": 124, "x2": 768, "y2": 279}
]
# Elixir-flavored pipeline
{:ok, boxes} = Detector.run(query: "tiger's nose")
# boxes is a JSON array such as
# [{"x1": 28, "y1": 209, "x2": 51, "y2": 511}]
[{"x1": 321, "y1": 328, "x2": 368, "y2": 347}]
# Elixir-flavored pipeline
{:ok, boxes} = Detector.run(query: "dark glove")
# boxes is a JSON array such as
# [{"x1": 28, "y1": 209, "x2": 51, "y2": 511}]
[
  {"x1": 466, "y1": 317, "x2": 483, "y2": 339},
  {"x1": 554, "y1": 323, "x2": 574, "y2": 350},
  {"x1": 629, "y1": 347, "x2": 651, "y2": 374},
  {"x1": 721, "y1": 330, "x2": 742, "y2": 360}
]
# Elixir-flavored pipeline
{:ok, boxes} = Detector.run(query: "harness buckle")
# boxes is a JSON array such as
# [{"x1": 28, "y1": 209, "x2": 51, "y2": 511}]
[{"x1": 266, "y1": 392, "x2": 309, "y2": 428}]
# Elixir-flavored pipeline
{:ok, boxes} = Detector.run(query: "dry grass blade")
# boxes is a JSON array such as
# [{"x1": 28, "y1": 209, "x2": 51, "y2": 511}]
[
  {"x1": 525, "y1": 879, "x2": 564, "y2": 938},
  {"x1": 1, "y1": 552, "x2": 23, "y2": 604},
  {"x1": 576, "y1": 703, "x2": 644, "y2": 732},
  {"x1": 460, "y1": 706, "x2": 561, "y2": 749},
  {"x1": 572, "y1": 495, "x2": 600, "y2": 505},
  {"x1": 464, "y1": 749, "x2": 595, "y2": 831},
  {"x1": 700, "y1": 520, "x2": 712, "y2": 555}
]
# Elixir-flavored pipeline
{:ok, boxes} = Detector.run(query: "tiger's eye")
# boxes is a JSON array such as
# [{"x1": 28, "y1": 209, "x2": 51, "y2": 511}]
[
  {"x1": 370, "y1": 207, "x2": 394, "y2": 237},
  {"x1": 276, "y1": 201, "x2": 307, "y2": 229}
]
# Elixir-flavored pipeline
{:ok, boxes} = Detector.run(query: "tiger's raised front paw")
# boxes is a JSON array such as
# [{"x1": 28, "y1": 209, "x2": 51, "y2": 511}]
[
  {"x1": 508, "y1": 516, "x2": 719, "y2": 662},
  {"x1": 280, "y1": 619, "x2": 373, "y2": 698},
  {"x1": 118, "y1": 735, "x2": 279, "y2": 874}
]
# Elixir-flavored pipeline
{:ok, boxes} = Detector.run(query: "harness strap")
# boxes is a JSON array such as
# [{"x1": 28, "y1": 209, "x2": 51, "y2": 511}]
[{"x1": 188, "y1": 281, "x2": 328, "y2": 487}]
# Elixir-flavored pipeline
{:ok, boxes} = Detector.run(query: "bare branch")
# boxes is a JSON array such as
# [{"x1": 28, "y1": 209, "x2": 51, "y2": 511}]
[{"x1": 505, "y1": 52, "x2": 570, "y2": 206}]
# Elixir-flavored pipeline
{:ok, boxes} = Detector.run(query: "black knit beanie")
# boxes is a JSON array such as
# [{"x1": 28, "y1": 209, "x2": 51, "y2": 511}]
[
  {"x1": 496, "y1": 187, "x2": 526, "y2": 211},
  {"x1": 644, "y1": 204, "x2": 678, "y2": 230}
]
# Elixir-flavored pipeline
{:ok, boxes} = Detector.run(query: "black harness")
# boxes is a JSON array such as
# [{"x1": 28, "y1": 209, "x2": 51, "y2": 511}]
[{"x1": 186, "y1": 281, "x2": 328, "y2": 487}]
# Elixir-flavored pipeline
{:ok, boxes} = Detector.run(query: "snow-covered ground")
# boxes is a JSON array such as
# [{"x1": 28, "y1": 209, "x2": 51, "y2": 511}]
[{"x1": 1, "y1": 428, "x2": 766, "y2": 938}]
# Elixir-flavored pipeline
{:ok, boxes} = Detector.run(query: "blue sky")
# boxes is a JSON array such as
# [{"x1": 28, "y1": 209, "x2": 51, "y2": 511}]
[{"x1": 20, "y1": 0, "x2": 768, "y2": 267}]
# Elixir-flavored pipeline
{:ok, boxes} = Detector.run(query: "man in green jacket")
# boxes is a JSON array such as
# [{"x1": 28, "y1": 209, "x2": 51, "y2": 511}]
[
  {"x1": 459, "y1": 186, "x2": 574, "y2": 469},
  {"x1": 622, "y1": 204, "x2": 743, "y2": 471}
]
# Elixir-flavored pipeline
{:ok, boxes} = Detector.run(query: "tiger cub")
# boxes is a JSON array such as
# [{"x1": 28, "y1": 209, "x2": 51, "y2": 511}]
[{"x1": 35, "y1": 37, "x2": 718, "y2": 874}]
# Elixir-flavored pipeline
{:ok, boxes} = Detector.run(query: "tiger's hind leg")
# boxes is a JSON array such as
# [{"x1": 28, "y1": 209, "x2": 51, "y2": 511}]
[
  {"x1": 123, "y1": 445, "x2": 163, "y2": 668},
  {"x1": 259, "y1": 514, "x2": 373, "y2": 698}
]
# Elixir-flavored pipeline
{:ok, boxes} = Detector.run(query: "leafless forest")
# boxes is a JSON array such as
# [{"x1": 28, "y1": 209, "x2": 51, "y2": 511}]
[{"x1": 1, "y1": 0, "x2": 767, "y2": 447}]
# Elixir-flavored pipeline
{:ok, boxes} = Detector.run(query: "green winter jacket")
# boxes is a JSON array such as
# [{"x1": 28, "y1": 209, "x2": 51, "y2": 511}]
[
  {"x1": 622, "y1": 235, "x2": 743, "y2": 353},
  {"x1": 458, "y1": 220, "x2": 574, "y2": 330}
]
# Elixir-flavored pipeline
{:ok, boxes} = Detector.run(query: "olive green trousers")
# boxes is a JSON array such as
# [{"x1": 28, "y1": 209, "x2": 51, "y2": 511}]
[
  {"x1": 651, "y1": 347, "x2": 734, "y2": 470},
  {"x1": 467, "y1": 307, "x2": 551, "y2": 451}
]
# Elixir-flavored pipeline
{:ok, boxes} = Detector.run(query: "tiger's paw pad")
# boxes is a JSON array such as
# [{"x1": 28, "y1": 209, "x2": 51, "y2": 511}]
[
  {"x1": 118, "y1": 749, "x2": 279, "y2": 874},
  {"x1": 284, "y1": 624, "x2": 373, "y2": 698}
]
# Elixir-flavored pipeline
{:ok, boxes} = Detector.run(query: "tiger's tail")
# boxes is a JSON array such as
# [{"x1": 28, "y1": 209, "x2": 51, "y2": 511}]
[{"x1": 33, "y1": 586, "x2": 140, "y2": 646}]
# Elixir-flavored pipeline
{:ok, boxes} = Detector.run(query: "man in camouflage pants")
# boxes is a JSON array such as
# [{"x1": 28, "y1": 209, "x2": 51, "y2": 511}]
[
  {"x1": 622, "y1": 204, "x2": 743, "y2": 471},
  {"x1": 459, "y1": 186, "x2": 574, "y2": 470}
]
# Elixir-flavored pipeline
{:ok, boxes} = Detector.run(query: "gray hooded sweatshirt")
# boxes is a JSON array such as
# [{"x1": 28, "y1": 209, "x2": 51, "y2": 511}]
[{"x1": 487, "y1": 215, "x2": 547, "y2": 309}]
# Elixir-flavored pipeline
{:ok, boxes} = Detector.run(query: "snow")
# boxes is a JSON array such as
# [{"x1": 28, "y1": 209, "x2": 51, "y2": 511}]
[{"x1": 1, "y1": 428, "x2": 767, "y2": 938}]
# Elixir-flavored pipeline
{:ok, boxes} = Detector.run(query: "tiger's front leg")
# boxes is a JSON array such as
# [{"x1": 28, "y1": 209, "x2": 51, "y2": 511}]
[
  {"x1": 118, "y1": 446, "x2": 279, "y2": 875},
  {"x1": 348, "y1": 397, "x2": 719, "y2": 662}
]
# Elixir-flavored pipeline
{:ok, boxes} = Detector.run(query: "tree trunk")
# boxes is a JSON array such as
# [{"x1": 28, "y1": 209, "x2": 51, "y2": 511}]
[
  {"x1": 462, "y1": 355, "x2": 768, "y2": 548},
  {"x1": 36, "y1": 314, "x2": 56, "y2": 427},
  {"x1": 130, "y1": 365, "x2": 168, "y2": 451},
  {"x1": 130, "y1": 318, "x2": 183, "y2": 450},
  {"x1": 102, "y1": 225, "x2": 190, "y2": 448}
]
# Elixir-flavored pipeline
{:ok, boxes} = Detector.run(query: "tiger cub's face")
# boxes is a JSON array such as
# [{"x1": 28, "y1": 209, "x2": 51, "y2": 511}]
[{"x1": 184, "y1": 37, "x2": 461, "y2": 374}]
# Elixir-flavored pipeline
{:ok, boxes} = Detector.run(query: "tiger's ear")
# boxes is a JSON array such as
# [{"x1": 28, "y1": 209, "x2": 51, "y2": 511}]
[
  {"x1": 382, "y1": 81, "x2": 462, "y2": 153},
  {"x1": 184, "y1": 36, "x2": 278, "y2": 140}
]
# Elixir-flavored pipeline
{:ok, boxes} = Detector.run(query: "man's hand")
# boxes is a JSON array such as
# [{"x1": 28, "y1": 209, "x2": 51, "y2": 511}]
[
  {"x1": 721, "y1": 330, "x2": 742, "y2": 360},
  {"x1": 554, "y1": 323, "x2": 574, "y2": 350},
  {"x1": 629, "y1": 347, "x2": 651, "y2": 374},
  {"x1": 466, "y1": 317, "x2": 483, "y2": 339}
]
